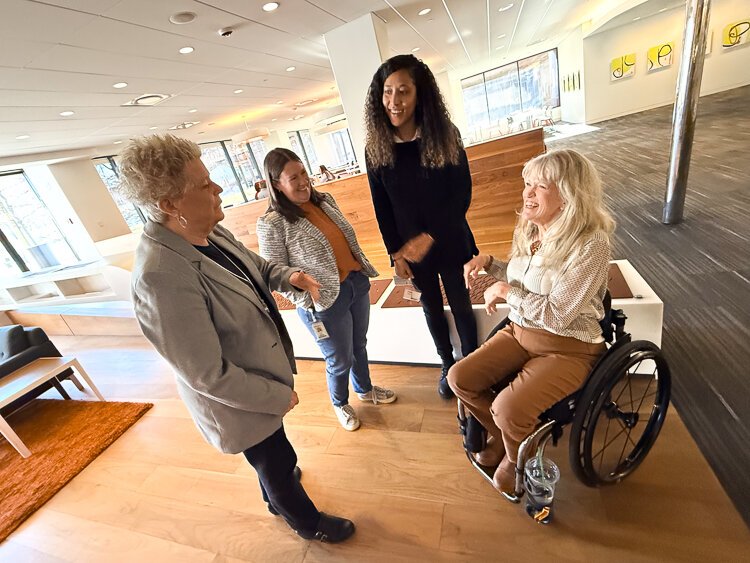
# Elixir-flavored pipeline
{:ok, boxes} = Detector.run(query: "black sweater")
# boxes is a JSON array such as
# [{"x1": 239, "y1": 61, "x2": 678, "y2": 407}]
[{"x1": 367, "y1": 139, "x2": 478, "y2": 270}]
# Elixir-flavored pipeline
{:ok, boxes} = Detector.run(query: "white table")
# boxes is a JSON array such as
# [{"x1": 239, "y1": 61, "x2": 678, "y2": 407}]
[{"x1": 0, "y1": 357, "x2": 104, "y2": 458}]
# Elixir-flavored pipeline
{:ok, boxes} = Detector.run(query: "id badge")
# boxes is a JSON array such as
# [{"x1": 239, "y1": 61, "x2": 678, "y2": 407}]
[
  {"x1": 403, "y1": 287, "x2": 422, "y2": 302},
  {"x1": 311, "y1": 320, "x2": 330, "y2": 341}
]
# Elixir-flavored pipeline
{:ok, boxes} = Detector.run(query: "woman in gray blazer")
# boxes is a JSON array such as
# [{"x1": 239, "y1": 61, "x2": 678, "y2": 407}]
[
  {"x1": 257, "y1": 148, "x2": 396, "y2": 432},
  {"x1": 118, "y1": 134, "x2": 355, "y2": 543}
]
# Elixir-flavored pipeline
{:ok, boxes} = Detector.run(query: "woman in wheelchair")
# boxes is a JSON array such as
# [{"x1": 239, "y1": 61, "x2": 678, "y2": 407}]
[{"x1": 447, "y1": 148, "x2": 615, "y2": 500}]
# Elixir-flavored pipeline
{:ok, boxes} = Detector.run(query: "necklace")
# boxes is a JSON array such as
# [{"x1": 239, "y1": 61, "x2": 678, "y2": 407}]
[
  {"x1": 530, "y1": 240, "x2": 542, "y2": 256},
  {"x1": 208, "y1": 240, "x2": 253, "y2": 285}
]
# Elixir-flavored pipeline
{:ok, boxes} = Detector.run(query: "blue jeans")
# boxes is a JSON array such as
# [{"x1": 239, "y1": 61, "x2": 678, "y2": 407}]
[{"x1": 297, "y1": 271, "x2": 373, "y2": 407}]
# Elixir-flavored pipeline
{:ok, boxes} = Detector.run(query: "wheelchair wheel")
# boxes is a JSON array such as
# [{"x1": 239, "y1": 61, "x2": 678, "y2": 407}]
[{"x1": 569, "y1": 340, "x2": 671, "y2": 487}]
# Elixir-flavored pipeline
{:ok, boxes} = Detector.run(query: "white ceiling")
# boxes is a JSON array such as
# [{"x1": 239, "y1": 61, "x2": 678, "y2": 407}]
[{"x1": 0, "y1": 0, "x2": 659, "y2": 160}]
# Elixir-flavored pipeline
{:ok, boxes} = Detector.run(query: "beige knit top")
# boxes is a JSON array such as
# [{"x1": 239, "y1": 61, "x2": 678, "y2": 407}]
[{"x1": 487, "y1": 231, "x2": 610, "y2": 343}]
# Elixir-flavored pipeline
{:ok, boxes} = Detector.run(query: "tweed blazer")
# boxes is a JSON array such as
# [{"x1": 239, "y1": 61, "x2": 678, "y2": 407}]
[
  {"x1": 256, "y1": 193, "x2": 378, "y2": 311},
  {"x1": 132, "y1": 221, "x2": 301, "y2": 454}
]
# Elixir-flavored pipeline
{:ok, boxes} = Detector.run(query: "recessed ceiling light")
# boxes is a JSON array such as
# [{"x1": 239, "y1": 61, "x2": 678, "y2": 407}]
[
  {"x1": 149, "y1": 126, "x2": 158, "y2": 130},
  {"x1": 496, "y1": 45, "x2": 506, "y2": 50},
  {"x1": 497, "y1": 34, "x2": 506, "y2": 39},
  {"x1": 411, "y1": 47, "x2": 420, "y2": 52},
  {"x1": 113, "y1": 82, "x2": 128, "y2": 89},
  {"x1": 179, "y1": 46, "x2": 194, "y2": 54},
  {"x1": 113, "y1": 140, "x2": 123, "y2": 144},
  {"x1": 271, "y1": 118, "x2": 277, "y2": 121},
  {"x1": 294, "y1": 114, "x2": 304, "y2": 120},
  {"x1": 59, "y1": 111, "x2": 74, "y2": 117},
  {"x1": 169, "y1": 11, "x2": 196, "y2": 24},
  {"x1": 286, "y1": 66, "x2": 296, "y2": 72},
  {"x1": 658, "y1": 7, "x2": 667, "y2": 12},
  {"x1": 633, "y1": 16, "x2": 641, "y2": 21},
  {"x1": 418, "y1": 8, "x2": 431, "y2": 16},
  {"x1": 188, "y1": 109, "x2": 198, "y2": 113},
  {"x1": 498, "y1": 3, "x2": 514, "y2": 12},
  {"x1": 15, "y1": 135, "x2": 30, "y2": 140},
  {"x1": 262, "y1": 2, "x2": 279, "y2": 11},
  {"x1": 208, "y1": 122, "x2": 215, "y2": 126},
  {"x1": 276, "y1": 100, "x2": 284, "y2": 104},
  {"x1": 233, "y1": 89, "x2": 243, "y2": 94},
  {"x1": 122, "y1": 93, "x2": 170, "y2": 107}
]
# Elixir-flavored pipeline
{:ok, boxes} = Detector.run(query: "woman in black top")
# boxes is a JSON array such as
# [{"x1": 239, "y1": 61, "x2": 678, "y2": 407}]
[{"x1": 364, "y1": 54, "x2": 478, "y2": 399}]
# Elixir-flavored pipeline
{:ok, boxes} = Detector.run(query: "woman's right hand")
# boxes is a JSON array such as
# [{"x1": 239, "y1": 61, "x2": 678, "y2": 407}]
[
  {"x1": 393, "y1": 256, "x2": 413, "y2": 280},
  {"x1": 464, "y1": 254, "x2": 492, "y2": 288},
  {"x1": 285, "y1": 389, "x2": 299, "y2": 414}
]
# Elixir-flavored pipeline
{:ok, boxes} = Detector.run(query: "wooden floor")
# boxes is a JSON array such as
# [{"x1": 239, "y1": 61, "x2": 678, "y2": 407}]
[
  {"x1": 551, "y1": 85, "x2": 750, "y2": 527},
  {"x1": 1, "y1": 334, "x2": 747, "y2": 562}
]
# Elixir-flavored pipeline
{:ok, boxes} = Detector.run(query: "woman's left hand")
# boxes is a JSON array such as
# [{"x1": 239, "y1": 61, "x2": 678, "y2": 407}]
[
  {"x1": 483, "y1": 281, "x2": 511, "y2": 315},
  {"x1": 290, "y1": 271, "x2": 322, "y2": 302}
]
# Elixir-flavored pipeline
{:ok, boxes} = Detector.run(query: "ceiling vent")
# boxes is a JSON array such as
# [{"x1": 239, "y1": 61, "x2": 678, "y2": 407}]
[
  {"x1": 121, "y1": 94, "x2": 171, "y2": 107},
  {"x1": 169, "y1": 121, "x2": 200, "y2": 130}
]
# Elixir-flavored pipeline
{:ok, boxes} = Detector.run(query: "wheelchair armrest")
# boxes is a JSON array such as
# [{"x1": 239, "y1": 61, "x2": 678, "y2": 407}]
[{"x1": 485, "y1": 317, "x2": 511, "y2": 343}]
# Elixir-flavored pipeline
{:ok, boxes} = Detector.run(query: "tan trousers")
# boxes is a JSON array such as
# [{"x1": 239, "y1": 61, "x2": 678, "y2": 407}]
[{"x1": 448, "y1": 323, "x2": 605, "y2": 469}]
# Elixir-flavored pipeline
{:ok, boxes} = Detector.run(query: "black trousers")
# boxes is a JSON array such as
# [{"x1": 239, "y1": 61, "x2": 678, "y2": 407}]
[
  {"x1": 411, "y1": 262, "x2": 478, "y2": 366},
  {"x1": 242, "y1": 425, "x2": 320, "y2": 531}
]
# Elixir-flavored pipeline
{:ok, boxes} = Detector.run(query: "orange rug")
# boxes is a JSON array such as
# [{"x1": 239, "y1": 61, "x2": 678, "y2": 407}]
[{"x1": 0, "y1": 399, "x2": 152, "y2": 542}]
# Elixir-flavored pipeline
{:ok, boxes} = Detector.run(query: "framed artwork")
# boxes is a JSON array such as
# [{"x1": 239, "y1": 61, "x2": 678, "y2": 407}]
[
  {"x1": 647, "y1": 42, "x2": 674, "y2": 72},
  {"x1": 610, "y1": 54, "x2": 636, "y2": 81},
  {"x1": 722, "y1": 19, "x2": 749, "y2": 48}
]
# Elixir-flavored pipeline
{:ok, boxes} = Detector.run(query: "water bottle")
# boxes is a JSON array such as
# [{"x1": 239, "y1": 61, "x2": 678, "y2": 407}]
[{"x1": 523, "y1": 456, "x2": 560, "y2": 524}]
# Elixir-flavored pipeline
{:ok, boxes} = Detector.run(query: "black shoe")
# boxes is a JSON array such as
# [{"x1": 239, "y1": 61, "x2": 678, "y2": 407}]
[
  {"x1": 295, "y1": 512, "x2": 356, "y2": 543},
  {"x1": 267, "y1": 466, "x2": 303, "y2": 515},
  {"x1": 438, "y1": 365, "x2": 455, "y2": 400}
]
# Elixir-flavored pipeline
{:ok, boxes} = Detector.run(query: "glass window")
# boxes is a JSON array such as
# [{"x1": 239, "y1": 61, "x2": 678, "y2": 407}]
[
  {"x1": 249, "y1": 139, "x2": 268, "y2": 172},
  {"x1": 0, "y1": 243, "x2": 20, "y2": 277},
  {"x1": 485, "y1": 63, "x2": 523, "y2": 125},
  {"x1": 287, "y1": 132, "x2": 310, "y2": 173},
  {"x1": 199, "y1": 143, "x2": 247, "y2": 207},
  {"x1": 518, "y1": 50, "x2": 560, "y2": 111},
  {"x1": 461, "y1": 73, "x2": 490, "y2": 138},
  {"x1": 299, "y1": 130, "x2": 319, "y2": 172},
  {"x1": 92, "y1": 157, "x2": 145, "y2": 231},
  {"x1": 0, "y1": 171, "x2": 79, "y2": 271},
  {"x1": 329, "y1": 129, "x2": 356, "y2": 167}
]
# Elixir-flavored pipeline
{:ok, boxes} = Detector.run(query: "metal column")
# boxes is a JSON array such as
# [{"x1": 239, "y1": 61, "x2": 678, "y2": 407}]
[{"x1": 662, "y1": 0, "x2": 712, "y2": 224}]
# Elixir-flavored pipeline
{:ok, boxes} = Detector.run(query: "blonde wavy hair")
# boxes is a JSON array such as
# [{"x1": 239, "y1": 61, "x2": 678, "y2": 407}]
[
  {"x1": 117, "y1": 134, "x2": 201, "y2": 223},
  {"x1": 364, "y1": 54, "x2": 461, "y2": 169},
  {"x1": 511, "y1": 149, "x2": 615, "y2": 269}
]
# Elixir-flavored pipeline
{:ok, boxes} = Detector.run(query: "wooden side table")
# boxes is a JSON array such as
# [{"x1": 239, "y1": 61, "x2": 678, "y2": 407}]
[{"x1": 0, "y1": 357, "x2": 104, "y2": 458}]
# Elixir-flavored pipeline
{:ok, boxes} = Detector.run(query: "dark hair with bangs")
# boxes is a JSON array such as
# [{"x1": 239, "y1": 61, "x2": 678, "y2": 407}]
[
  {"x1": 364, "y1": 54, "x2": 462, "y2": 169},
  {"x1": 263, "y1": 148, "x2": 324, "y2": 223}
]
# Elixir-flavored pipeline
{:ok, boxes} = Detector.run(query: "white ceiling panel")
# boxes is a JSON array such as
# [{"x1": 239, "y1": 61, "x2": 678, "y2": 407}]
[
  {"x1": 0, "y1": 90, "x2": 133, "y2": 108},
  {"x1": 0, "y1": 0, "x2": 97, "y2": 43},
  {"x1": 0, "y1": 38, "x2": 58, "y2": 68}
]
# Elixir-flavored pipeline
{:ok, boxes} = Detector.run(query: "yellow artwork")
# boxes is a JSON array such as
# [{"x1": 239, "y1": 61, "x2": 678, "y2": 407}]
[
  {"x1": 722, "y1": 19, "x2": 749, "y2": 48},
  {"x1": 647, "y1": 42, "x2": 674, "y2": 72},
  {"x1": 610, "y1": 53, "x2": 636, "y2": 81}
]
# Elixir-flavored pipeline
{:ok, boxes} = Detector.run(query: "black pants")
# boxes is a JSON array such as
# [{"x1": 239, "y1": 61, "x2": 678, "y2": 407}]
[
  {"x1": 242, "y1": 425, "x2": 320, "y2": 531},
  {"x1": 411, "y1": 263, "x2": 478, "y2": 366}
]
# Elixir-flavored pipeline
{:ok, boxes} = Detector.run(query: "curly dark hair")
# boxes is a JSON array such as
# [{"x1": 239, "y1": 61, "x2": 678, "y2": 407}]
[{"x1": 364, "y1": 54, "x2": 461, "y2": 169}]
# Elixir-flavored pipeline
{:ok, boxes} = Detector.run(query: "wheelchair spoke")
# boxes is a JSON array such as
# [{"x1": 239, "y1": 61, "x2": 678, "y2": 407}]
[
  {"x1": 592, "y1": 425, "x2": 628, "y2": 462},
  {"x1": 634, "y1": 376, "x2": 656, "y2": 414},
  {"x1": 597, "y1": 416, "x2": 613, "y2": 474}
]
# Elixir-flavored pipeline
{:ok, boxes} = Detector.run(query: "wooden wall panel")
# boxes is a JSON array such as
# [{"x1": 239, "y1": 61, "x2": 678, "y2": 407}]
[{"x1": 221, "y1": 129, "x2": 545, "y2": 276}]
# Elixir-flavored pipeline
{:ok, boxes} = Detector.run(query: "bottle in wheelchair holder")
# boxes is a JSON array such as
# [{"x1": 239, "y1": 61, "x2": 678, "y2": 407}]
[{"x1": 523, "y1": 456, "x2": 560, "y2": 525}]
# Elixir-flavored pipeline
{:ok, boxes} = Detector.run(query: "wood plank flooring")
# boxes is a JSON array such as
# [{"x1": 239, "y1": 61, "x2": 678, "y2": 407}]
[
  {"x1": 0, "y1": 334, "x2": 747, "y2": 561},
  {"x1": 550, "y1": 85, "x2": 750, "y2": 527}
]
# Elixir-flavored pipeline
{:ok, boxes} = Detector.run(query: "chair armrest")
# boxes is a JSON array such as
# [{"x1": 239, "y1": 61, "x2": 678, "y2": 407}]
[{"x1": 24, "y1": 327, "x2": 50, "y2": 347}]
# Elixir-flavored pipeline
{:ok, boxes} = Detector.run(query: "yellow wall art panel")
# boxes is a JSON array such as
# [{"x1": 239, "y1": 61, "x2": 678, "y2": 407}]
[
  {"x1": 722, "y1": 19, "x2": 750, "y2": 48},
  {"x1": 610, "y1": 53, "x2": 636, "y2": 81},
  {"x1": 647, "y1": 42, "x2": 674, "y2": 72}
]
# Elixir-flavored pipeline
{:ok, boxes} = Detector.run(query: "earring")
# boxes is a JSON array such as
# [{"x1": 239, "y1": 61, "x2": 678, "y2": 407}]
[{"x1": 177, "y1": 213, "x2": 188, "y2": 228}]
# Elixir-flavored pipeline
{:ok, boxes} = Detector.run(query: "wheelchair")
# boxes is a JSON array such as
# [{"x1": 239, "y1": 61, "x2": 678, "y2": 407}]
[{"x1": 457, "y1": 292, "x2": 671, "y2": 522}]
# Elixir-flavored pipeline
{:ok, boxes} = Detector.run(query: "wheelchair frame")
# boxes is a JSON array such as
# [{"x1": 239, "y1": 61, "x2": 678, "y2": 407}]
[{"x1": 457, "y1": 296, "x2": 672, "y2": 513}]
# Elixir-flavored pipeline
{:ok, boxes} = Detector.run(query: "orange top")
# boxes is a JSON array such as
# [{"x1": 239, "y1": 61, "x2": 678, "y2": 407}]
[{"x1": 300, "y1": 201, "x2": 361, "y2": 282}]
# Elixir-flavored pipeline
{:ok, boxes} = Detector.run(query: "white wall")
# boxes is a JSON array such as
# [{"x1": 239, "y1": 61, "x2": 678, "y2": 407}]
[
  {"x1": 583, "y1": 0, "x2": 750, "y2": 123},
  {"x1": 47, "y1": 158, "x2": 130, "y2": 243},
  {"x1": 558, "y1": 26, "x2": 587, "y2": 123}
]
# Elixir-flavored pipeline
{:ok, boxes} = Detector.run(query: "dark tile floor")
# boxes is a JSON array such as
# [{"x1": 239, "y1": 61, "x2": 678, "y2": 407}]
[{"x1": 550, "y1": 85, "x2": 750, "y2": 526}]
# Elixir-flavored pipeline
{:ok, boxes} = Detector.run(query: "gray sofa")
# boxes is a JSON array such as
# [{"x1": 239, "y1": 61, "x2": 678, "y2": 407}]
[{"x1": 0, "y1": 324, "x2": 75, "y2": 416}]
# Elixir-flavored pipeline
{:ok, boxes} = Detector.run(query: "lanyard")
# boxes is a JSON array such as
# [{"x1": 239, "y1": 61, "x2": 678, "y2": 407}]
[{"x1": 208, "y1": 241, "x2": 269, "y2": 313}]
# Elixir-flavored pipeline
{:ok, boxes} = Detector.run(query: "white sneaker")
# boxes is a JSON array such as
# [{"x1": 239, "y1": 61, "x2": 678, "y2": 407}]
[
  {"x1": 356, "y1": 385, "x2": 397, "y2": 405},
  {"x1": 333, "y1": 404, "x2": 360, "y2": 431}
]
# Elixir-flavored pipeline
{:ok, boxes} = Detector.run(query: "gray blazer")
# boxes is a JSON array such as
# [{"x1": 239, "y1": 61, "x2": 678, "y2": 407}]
[
  {"x1": 132, "y1": 221, "x2": 301, "y2": 454},
  {"x1": 256, "y1": 193, "x2": 378, "y2": 311}
]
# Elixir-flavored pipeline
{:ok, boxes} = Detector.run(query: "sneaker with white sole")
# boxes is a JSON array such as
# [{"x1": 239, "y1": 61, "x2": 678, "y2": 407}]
[
  {"x1": 356, "y1": 385, "x2": 397, "y2": 405},
  {"x1": 333, "y1": 404, "x2": 360, "y2": 431}
]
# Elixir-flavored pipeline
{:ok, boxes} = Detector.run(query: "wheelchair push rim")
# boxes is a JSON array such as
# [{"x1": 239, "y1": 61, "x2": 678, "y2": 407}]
[{"x1": 570, "y1": 340, "x2": 671, "y2": 487}]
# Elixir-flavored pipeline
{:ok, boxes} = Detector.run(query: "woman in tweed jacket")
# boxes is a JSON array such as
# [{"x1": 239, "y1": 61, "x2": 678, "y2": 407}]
[{"x1": 256, "y1": 148, "x2": 397, "y2": 432}]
